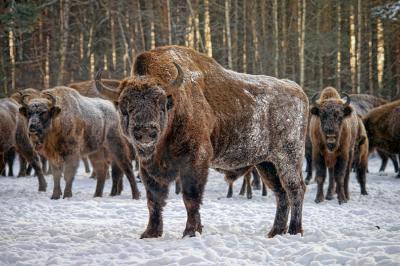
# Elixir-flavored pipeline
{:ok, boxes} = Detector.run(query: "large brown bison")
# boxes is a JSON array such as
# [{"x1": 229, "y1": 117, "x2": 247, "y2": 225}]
[
  {"x1": 305, "y1": 93, "x2": 396, "y2": 184},
  {"x1": 363, "y1": 100, "x2": 400, "y2": 177},
  {"x1": 16, "y1": 87, "x2": 140, "y2": 199},
  {"x1": 95, "y1": 45, "x2": 308, "y2": 238},
  {"x1": 309, "y1": 87, "x2": 368, "y2": 204},
  {"x1": 0, "y1": 97, "x2": 47, "y2": 191}
]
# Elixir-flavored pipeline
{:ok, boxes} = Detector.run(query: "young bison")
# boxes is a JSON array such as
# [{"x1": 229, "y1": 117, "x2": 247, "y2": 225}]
[
  {"x1": 95, "y1": 45, "x2": 308, "y2": 238},
  {"x1": 17, "y1": 87, "x2": 140, "y2": 200},
  {"x1": 0, "y1": 97, "x2": 47, "y2": 191},
  {"x1": 309, "y1": 87, "x2": 368, "y2": 204}
]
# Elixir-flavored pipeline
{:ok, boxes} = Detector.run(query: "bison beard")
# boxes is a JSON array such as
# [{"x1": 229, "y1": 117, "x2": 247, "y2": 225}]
[{"x1": 95, "y1": 45, "x2": 309, "y2": 239}]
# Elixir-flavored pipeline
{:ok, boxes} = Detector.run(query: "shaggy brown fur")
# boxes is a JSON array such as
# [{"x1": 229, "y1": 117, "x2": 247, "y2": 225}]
[
  {"x1": 310, "y1": 87, "x2": 368, "y2": 204},
  {"x1": 96, "y1": 45, "x2": 308, "y2": 239},
  {"x1": 16, "y1": 87, "x2": 140, "y2": 200},
  {"x1": 363, "y1": 100, "x2": 400, "y2": 177},
  {"x1": 0, "y1": 97, "x2": 47, "y2": 191},
  {"x1": 305, "y1": 93, "x2": 395, "y2": 184}
]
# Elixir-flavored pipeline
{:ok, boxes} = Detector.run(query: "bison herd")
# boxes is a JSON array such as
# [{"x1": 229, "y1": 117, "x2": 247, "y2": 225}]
[{"x1": 0, "y1": 45, "x2": 399, "y2": 239}]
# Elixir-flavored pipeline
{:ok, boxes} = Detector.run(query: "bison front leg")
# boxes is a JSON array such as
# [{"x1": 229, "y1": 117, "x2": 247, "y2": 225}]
[
  {"x1": 244, "y1": 171, "x2": 252, "y2": 199},
  {"x1": 313, "y1": 153, "x2": 327, "y2": 203},
  {"x1": 50, "y1": 163, "x2": 63, "y2": 200},
  {"x1": 0, "y1": 153, "x2": 5, "y2": 176},
  {"x1": 334, "y1": 157, "x2": 348, "y2": 204},
  {"x1": 140, "y1": 169, "x2": 169, "y2": 239},
  {"x1": 107, "y1": 135, "x2": 140, "y2": 199},
  {"x1": 256, "y1": 162, "x2": 289, "y2": 237},
  {"x1": 180, "y1": 163, "x2": 208, "y2": 238},
  {"x1": 325, "y1": 168, "x2": 335, "y2": 200},
  {"x1": 63, "y1": 156, "x2": 80, "y2": 198},
  {"x1": 110, "y1": 161, "x2": 123, "y2": 196}
]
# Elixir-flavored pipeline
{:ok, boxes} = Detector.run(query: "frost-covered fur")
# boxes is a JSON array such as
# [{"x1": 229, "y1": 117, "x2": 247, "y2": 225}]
[
  {"x1": 17, "y1": 87, "x2": 140, "y2": 200},
  {"x1": 0, "y1": 98, "x2": 47, "y2": 191},
  {"x1": 309, "y1": 87, "x2": 368, "y2": 205},
  {"x1": 96, "y1": 45, "x2": 308, "y2": 238}
]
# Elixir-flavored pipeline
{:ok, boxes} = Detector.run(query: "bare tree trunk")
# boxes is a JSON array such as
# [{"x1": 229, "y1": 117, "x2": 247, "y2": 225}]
[
  {"x1": 281, "y1": 0, "x2": 287, "y2": 77},
  {"x1": 336, "y1": 2, "x2": 342, "y2": 91},
  {"x1": 377, "y1": 18, "x2": 384, "y2": 91},
  {"x1": 225, "y1": 0, "x2": 232, "y2": 69},
  {"x1": 350, "y1": 3, "x2": 357, "y2": 93},
  {"x1": 8, "y1": 0, "x2": 16, "y2": 94},
  {"x1": 273, "y1": 0, "x2": 279, "y2": 77},
  {"x1": 58, "y1": 0, "x2": 70, "y2": 85},
  {"x1": 356, "y1": 0, "x2": 362, "y2": 93},
  {"x1": 299, "y1": 0, "x2": 306, "y2": 88},
  {"x1": 203, "y1": 0, "x2": 212, "y2": 56},
  {"x1": 109, "y1": 0, "x2": 116, "y2": 71}
]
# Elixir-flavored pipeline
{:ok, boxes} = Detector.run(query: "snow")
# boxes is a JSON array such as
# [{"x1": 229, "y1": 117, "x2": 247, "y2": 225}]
[{"x1": 1, "y1": 157, "x2": 400, "y2": 265}]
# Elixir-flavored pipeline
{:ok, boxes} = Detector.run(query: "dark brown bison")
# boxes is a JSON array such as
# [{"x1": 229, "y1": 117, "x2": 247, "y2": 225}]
[
  {"x1": 0, "y1": 97, "x2": 47, "y2": 191},
  {"x1": 309, "y1": 87, "x2": 368, "y2": 204},
  {"x1": 95, "y1": 45, "x2": 308, "y2": 238},
  {"x1": 363, "y1": 100, "x2": 400, "y2": 177},
  {"x1": 305, "y1": 93, "x2": 395, "y2": 185},
  {"x1": 16, "y1": 87, "x2": 140, "y2": 199}
]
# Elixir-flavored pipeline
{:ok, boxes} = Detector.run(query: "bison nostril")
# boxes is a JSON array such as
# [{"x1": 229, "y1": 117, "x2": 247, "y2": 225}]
[{"x1": 133, "y1": 132, "x2": 143, "y2": 141}]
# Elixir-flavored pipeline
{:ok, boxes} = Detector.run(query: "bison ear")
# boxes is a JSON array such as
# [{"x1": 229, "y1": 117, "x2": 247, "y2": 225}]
[
  {"x1": 310, "y1": 106, "x2": 319, "y2": 116},
  {"x1": 167, "y1": 95, "x2": 174, "y2": 110},
  {"x1": 343, "y1": 105, "x2": 353, "y2": 117},
  {"x1": 19, "y1": 106, "x2": 28, "y2": 117},
  {"x1": 50, "y1": 106, "x2": 61, "y2": 118}
]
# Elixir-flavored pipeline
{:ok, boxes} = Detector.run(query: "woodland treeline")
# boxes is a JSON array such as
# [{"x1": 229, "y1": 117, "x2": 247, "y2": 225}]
[{"x1": 0, "y1": 0, "x2": 399, "y2": 98}]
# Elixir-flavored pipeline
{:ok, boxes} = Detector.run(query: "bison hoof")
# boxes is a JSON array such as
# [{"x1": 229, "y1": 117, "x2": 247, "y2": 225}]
[
  {"x1": 247, "y1": 193, "x2": 252, "y2": 199},
  {"x1": 361, "y1": 190, "x2": 368, "y2": 195},
  {"x1": 304, "y1": 179, "x2": 310, "y2": 185},
  {"x1": 325, "y1": 193, "x2": 334, "y2": 200},
  {"x1": 288, "y1": 224, "x2": 303, "y2": 236},
  {"x1": 267, "y1": 226, "x2": 288, "y2": 238},
  {"x1": 51, "y1": 194, "x2": 61, "y2": 200},
  {"x1": 140, "y1": 229, "x2": 162, "y2": 239},
  {"x1": 338, "y1": 198, "x2": 348, "y2": 205},
  {"x1": 94, "y1": 193, "x2": 103, "y2": 197},
  {"x1": 314, "y1": 196, "x2": 324, "y2": 204},
  {"x1": 63, "y1": 191, "x2": 72, "y2": 199}
]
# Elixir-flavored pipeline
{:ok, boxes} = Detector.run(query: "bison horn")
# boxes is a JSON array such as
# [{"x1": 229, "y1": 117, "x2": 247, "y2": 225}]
[
  {"x1": 342, "y1": 93, "x2": 351, "y2": 106},
  {"x1": 170, "y1": 62, "x2": 184, "y2": 88},
  {"x1": 21, "y1": 94, "x2": 30, "y2": 108},
  {"x1": 311, "y1": 92, "x2": 320, "y2": 105},
  {"x1": 43, "y1": 92, "x2": 57, "y2": 107},
  {"x1": 95, "y1": 68, "x2": 120, "y2": 101}
]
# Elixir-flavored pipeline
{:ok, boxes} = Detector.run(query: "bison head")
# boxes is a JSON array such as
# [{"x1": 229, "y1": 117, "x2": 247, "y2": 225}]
[
  {"x1": 95, "y1": 63, "x2": 184, "y2": 160},
  {"x1": 310, "y1": 93, "x2": 353, "y2": 152},
  {"x1": 18, "y1": 93, "x2": 61, "y2": 148}
]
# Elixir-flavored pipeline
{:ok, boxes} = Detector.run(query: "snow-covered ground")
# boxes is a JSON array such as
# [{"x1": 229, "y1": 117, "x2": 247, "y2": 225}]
[{"x1": 1, "y1": 157, "x2": 400, "y2": 265}]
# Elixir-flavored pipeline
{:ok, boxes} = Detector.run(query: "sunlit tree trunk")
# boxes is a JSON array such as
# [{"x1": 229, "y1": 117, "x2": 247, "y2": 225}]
[
  {"x1": 281, "y1": 0, "x2": 287, "y2": 77},
  {"x1": 58, "y1": 0, "x2": 70, "y2": 85},
  {"x1": 336, "y1": 2, "x2": 342, "y2": 91},
  {"x1": 350, "y1": 3, "x2": 357, "y2": 93},
  {"x1": 356, "y1": 0, "x2": 362, "y2": 93},
  {"x1": 299, "y1": 0, "x2": 306, "y2": 88},
  {"x1": 377, "y1": 18, "x2": 384, "y2": 91},
  {"x1": 225, "y1": 0, "x2": 232, "y2": 69}
]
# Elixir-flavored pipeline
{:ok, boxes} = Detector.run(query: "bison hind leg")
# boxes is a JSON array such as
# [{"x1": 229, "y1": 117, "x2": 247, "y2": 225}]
[{"x1": 256, "y1": 161, "x2": 289, "y2": 237}]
